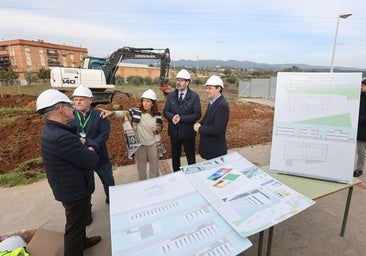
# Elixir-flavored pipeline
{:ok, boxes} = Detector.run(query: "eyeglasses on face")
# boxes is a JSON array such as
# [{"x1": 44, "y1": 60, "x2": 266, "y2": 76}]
[{"x1": 56, "y1": 104, "x2": 74, "y2": 110}]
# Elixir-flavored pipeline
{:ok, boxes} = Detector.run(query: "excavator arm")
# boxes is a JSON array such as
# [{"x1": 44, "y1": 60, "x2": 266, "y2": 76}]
[{"x1": 102, "y1": 47, "x2": 171, "y2": 87}]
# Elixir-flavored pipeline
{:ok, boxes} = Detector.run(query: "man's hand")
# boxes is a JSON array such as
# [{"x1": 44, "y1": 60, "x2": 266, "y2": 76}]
[
  {"x1": 193, "y1": 122, "x2": 201, "y2": 132},
  {"x1": 172, "y1": 114, "x2": 180, "y2": 125},
  {"x1": 80, "y1": 137, "x2": 86, "y2": 144}
]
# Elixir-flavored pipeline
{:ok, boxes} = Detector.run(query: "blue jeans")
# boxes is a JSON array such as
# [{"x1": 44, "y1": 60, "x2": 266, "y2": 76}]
[{"x1": 95, "y1": 161, "x2": 115, "y2": 200}]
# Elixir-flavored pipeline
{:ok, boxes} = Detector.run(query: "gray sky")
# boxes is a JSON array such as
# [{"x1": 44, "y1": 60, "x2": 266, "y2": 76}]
[{"x1": 1, "y1": 0, "x2": 365, "y2": 68}]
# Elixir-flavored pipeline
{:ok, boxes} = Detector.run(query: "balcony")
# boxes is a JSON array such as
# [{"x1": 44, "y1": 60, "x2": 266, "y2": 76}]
[
  {"x1": 48, "y1": 61, "x2": 61, "y2": 67},
  {"x1": 0, "y1": 56, "x2": 10, "y2": 67},
  {"x1": 46, "y1": 49, "x2": 59, "y2": 57}
]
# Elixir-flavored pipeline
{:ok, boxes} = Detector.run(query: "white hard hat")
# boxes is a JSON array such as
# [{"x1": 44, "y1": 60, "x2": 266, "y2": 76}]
[
  {"x1": 36, "y1": 89, "x2": 72, "y2": 113},
  {"x1": 71, "y1": 85, "x2": 93, "y2": 98},
  {"x1": 0, "y1": 235, "x2": 27, "y2": 251},
  {"x1": 205, "y1": 75, "x2": 224, "y2": 88},
  {"x1": 176, "y1": 69, "x2": 191, "y2": 80},
  {"x1": 141, "y1": 89, "x2": 157, "y2": 100}
]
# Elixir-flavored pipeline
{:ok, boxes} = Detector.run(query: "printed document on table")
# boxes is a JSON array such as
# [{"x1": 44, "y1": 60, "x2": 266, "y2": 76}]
[
  {"x1": 109, "y1": 171, "x2": 252, "y2": 256},
  {"x1": 180, "y1": 151, "x2": 315, "y2": 237}
]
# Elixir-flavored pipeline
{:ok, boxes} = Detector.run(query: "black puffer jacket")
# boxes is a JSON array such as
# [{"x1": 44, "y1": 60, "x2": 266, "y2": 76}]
[
  {"x1": 163, "y1": 88, "x2": 201, "y2": 140},
  {"x1": 357, "y1": 92, "x2": 366, "y2": 141},
  {"x1": 40, "y1": 120, "x2": 99, "y2": 203}
]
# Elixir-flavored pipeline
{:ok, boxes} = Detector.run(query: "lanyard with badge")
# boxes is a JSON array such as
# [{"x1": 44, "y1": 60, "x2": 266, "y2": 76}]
[{"x1": 76, "y1": 111, "x2": 91, "y2": 138}]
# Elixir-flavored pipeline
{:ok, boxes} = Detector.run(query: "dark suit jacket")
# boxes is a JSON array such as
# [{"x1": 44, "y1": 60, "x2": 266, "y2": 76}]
[
  {"x1": 69, "y1": 108, "x2": 111, "y2": 168},
  {"x1": 163, "y1": 88, "x2": 201, "y2": 140},
  {"x1": 358, "y1": 92, "x2": 366, "y2": 141},
  {"x1": 198, "y1": 95, "x2": 230, "y2": 160}
]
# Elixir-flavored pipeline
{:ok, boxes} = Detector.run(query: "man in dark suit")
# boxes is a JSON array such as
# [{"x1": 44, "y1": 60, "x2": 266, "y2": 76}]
[
  {"x1": 69, "y1": 85, "x2": 115, "y2": 209},
  {"x1": 163, "y1": 69, "x2": 201, "y2": 171},
  {"x1": 194, "y1": 75, "x2": 230, "y2": 160}
]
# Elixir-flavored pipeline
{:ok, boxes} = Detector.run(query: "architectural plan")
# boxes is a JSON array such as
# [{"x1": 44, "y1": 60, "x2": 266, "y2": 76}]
[
  {"x1": 109, "y1": 171, "x2": 252, "y2": 256},
  {"x1": 180, "y1": 152, "x2": 315, "y2": 237},
  {"x1": 270, "y1": 72, "x2": 362, "y2": 183}
]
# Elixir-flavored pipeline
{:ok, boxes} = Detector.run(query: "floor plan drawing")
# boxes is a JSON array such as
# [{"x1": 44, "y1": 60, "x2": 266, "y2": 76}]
[
  {"x1": 109, "y1": 171, "x2": 252, "y2": 256},
  {"x1": 270, "y1": 72, "x2": 362, "y2": 183},
  {"x1": 180, "y1": 152, "x2": 314, "y2": 237}
]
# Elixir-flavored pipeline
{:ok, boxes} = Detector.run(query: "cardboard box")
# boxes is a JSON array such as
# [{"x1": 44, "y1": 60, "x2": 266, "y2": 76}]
[
  {"x1": 26, "y1": 229, "x2": 63, "y2": 256},
  {"x1": 1, "y1": 228, "x2": 63, "y2": 256}
]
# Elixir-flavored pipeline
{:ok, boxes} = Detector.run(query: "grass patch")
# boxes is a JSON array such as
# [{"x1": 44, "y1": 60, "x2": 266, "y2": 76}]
[
  {"x1": 0, "y1": 158, "x2": 46, "y2": 187},
  {"x1": 0, "y1": 171, "x2": 46, "y2": 187},
  {"x1": 0, "y1": 84, "x2": 49, "y2": 96},
  {"x1": 0, "y1": 107, "x2": 36, "y2": 125},
  {"x1": 0, "y1": 82, "x2": 238, "y2": 103}
]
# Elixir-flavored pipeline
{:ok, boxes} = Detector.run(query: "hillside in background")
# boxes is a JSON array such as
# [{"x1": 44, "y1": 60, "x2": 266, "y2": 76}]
[
  {"x1": 170, "y1": 59, "x2": 365, "y2": 72},
  {"x1": 128, "y1": 58, "x2": 364, "y2": 72}
]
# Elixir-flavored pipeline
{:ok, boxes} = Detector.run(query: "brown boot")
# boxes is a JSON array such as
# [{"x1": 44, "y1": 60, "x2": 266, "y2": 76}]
[{"x1": 84, "y1": 236, "x2": 101, "y2": 249}]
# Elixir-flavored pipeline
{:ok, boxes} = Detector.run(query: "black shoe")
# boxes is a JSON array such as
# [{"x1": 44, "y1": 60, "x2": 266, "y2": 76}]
[
  {"x1": 353, "y1": 170, "x2": 363, "y2": 177},
  {"x1": 86, "y1": 216, "x2": 93, "y2": 226},
  {"x1": 105, "y1": 198, "x2": 109, "y2": 205},
  {"x1": 84, "y1": 236, "x2": 101, "y2": 249}
]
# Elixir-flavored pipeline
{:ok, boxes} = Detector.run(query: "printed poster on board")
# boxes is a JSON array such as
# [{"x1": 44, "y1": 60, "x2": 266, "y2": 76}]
[{"x1": 270, "y1": 72, "x2": 362, "y2": 183}]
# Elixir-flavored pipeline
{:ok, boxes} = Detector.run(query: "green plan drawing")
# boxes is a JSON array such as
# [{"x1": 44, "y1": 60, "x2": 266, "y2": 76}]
[{"x1": 294, "y1": 113, "x2": 352, "y2": 127}]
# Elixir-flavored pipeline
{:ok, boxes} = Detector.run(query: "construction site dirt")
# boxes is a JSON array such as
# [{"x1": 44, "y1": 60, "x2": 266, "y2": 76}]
[{"x1": 0, "y1": 94, "x2": 274, "y2": 174}]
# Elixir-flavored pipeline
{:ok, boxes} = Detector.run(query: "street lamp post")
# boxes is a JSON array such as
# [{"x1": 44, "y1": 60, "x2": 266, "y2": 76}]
[{"x1": 330, "y1": 13, "x2": 352, "y2": 72}]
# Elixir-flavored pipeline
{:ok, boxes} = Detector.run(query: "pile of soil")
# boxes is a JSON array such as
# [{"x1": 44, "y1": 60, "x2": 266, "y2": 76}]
[{"x1": 0, "y1": 94, "x2": 274, "y2": 174}]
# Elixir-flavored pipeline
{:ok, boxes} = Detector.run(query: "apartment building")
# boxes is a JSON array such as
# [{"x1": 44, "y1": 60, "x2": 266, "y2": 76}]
[
  {"x1": 0, "y1": 39, "x2": 88, "y2": 85},
  {"x1": 0, "y1": 39, "x2": 167, "y2": 86}
]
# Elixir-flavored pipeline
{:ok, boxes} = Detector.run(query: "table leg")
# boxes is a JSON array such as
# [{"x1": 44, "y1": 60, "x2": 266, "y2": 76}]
[
  {"x1": 258, "y1": 230, "x2": 264, "y2": 256},
  {"x1": 340, "y1": 186, "x2": 354, "y2": 237},
  {"x1": 266, "y1": 226, "x2": 274, "y2": 256}
]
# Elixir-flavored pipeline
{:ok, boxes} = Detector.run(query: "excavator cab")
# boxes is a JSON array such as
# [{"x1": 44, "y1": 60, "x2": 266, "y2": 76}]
[{"x1": 50, "y1": 47, "x2": 171, "y2": 104}]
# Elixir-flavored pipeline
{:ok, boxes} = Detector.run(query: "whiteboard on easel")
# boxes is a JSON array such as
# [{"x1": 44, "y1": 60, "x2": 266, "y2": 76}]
[{"x1": 270, "y1": 72, "x2": 362, "y2": 184}]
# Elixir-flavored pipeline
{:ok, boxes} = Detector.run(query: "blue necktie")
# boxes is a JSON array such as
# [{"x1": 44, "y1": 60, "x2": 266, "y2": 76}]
[{"x1": 179, "y1": 93, "x2": 183, "y2": 105}]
